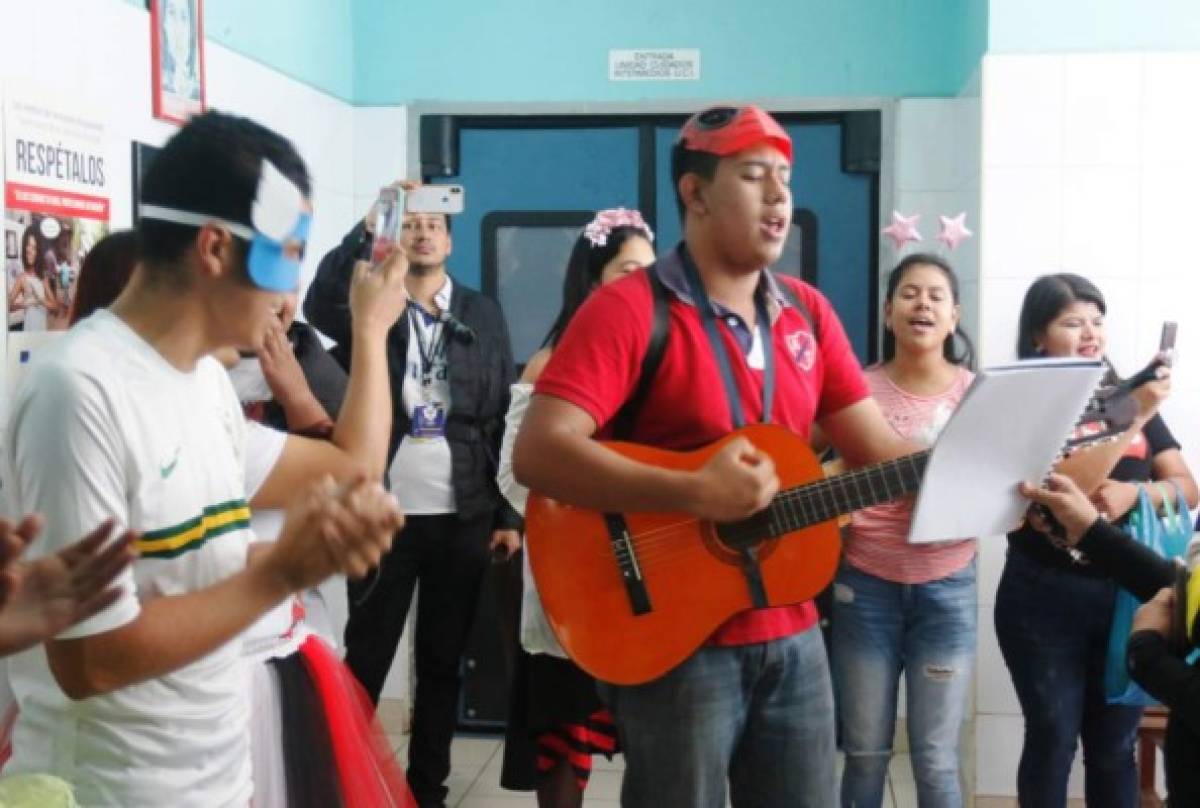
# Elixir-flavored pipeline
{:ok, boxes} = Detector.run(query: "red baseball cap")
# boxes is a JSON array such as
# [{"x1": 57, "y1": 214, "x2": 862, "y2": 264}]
[{"x1": 677, "y1": 105, "x2": 793, "y2": 164}]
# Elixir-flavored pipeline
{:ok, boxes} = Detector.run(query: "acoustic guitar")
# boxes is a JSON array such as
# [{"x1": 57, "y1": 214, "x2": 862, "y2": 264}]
[{"x1": 525, "y1": 387, "x2": 1138, "y2": 685}]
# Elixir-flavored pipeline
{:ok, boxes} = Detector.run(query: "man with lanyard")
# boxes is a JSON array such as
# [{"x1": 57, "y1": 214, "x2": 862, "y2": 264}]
[
  {"x1": 514, "y1": 106, "x2": 919, "y2": 807},
  {"x1": 305, "y1": 188, "x2": 521, "y2": 808}
]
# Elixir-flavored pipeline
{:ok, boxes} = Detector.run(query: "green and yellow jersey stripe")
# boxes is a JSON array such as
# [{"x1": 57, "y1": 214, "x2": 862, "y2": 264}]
[{"x1": 136, "y1": 499, "x2": 252, "y2": 560}]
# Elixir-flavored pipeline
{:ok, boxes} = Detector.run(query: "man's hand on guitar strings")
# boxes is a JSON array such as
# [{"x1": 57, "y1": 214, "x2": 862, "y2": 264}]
[
  {"x1": 1019, "y1": 473, "x2": 1101, "y2": 546},
  {"x1": 688, "y1": 437, "x2": 780, "y2": 522}
]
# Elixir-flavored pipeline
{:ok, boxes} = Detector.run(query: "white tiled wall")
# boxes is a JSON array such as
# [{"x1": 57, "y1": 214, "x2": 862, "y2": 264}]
[
  {"x1": 882, "y1": 89, "x2": 981, "y2": 742},
  {"x1": 975, "y1": 50, "x2": 1200, "y2": 798},
  {"x1": 0, "y1": 0, "x2": 417, "y2": 705},
  {"x1": 348, "y1": 104, "x2": 413, "y2": 703},
  {"x1": 352, "y1": 105, "x2": 409, "y2": 224},
  {"x1": 891, "y1": 94, "x2": 982, "y2": 340}
]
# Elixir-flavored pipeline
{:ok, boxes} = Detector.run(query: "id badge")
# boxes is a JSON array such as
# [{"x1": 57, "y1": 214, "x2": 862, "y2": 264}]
[{"x1": 411, "y1": 401, "x2": 447, "y2": 439}]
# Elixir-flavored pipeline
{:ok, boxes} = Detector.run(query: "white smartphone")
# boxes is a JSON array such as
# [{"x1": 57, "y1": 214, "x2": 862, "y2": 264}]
[{"x1": 406, "y1": 184, "x2": 464, "y2": 215}]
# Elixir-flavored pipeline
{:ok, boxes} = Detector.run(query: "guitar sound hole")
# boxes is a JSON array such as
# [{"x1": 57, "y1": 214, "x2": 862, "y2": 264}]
[{"x1": 715, "y1": 512, "x2": 771, "y2": 551}]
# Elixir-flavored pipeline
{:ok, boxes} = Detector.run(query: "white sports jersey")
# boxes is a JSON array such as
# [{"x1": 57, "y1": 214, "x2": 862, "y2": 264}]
[
  {"x1": 240, "y1": 420, "x2": 302, "y2": 661},
  {"x1": 4, "y1": 310, "x2": 255, "y2": 807}
]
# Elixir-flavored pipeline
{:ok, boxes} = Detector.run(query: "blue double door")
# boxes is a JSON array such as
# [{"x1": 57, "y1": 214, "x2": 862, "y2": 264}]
[{"x1": 446, "y1": 113, "x2": 879, "y2": 366}]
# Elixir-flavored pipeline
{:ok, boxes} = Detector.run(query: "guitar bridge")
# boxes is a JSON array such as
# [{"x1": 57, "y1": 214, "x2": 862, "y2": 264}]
[{"x1": 603, "y1": 513, "x2": 652, "y2": 616}]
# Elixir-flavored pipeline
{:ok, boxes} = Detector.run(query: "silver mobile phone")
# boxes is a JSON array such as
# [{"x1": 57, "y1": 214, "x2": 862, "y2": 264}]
[
  {"x1": 1160, "y1": 321, "x2": 1178, "y2": 366},
  {"x1": 371, "y1": 186, "x2": 404, "y2": 264}
]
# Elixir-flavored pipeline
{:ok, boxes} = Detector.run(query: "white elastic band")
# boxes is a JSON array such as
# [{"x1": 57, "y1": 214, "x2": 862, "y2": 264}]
[{"x1": 138, "y1": 204, "x2": 256, "y2": 240}]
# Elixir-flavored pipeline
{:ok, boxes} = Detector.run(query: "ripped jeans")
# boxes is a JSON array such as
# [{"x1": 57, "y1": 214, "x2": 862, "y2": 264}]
[{"x1": 830, "y1": 561, "x2": 977, "y2": 808}]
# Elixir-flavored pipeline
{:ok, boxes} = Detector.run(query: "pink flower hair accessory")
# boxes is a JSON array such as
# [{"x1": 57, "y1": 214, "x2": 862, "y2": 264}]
[{"x1": 583, "y1": 208, "x2": 654, "y2": 248}]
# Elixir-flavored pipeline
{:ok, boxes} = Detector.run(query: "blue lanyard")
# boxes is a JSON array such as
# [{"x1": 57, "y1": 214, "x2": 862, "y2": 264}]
[{"x1": 678, "y1": 246, "x2": 775, "y2": 428}]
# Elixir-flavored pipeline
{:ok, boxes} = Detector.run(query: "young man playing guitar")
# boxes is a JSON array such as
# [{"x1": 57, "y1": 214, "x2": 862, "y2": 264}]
[{"x1": 512, "y1": 105, "x2": 919, "y2": 808}]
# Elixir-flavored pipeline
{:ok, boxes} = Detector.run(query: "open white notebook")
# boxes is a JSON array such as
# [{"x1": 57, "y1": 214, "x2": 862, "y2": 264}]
[{"x1": 908, "y1": 358, "x2": 1107, "y2": 543}]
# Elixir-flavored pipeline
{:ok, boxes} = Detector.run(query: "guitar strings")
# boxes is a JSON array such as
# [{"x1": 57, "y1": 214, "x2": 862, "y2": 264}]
[
  {"x1": 616, "y1": 427, "x2": 1109, "y2": 565},
  {"x1": 602, "y1": 517, "x2": 818, "y2": 568},
  {"x1": 544, "y1": 453, "x2": 928, "y2": 567},
  {"x1": 543, "y1": 426, "x2": 1129, "y2": 608},
  {"x1": 610, "y1": 455, "x2": 924, "y2": 558},
  {"x1": 583, "y1": 475, "x2": 926, "y2": 570},
  {"x1": 562, "y1": 405, "x2": 1125, "y2": 571},
  {"x1": 604, "y1": 520, "x2": 832, "y2": 572}
]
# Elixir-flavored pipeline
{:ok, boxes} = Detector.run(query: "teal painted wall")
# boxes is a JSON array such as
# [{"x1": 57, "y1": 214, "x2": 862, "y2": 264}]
[
  {"x1": 124, "y1": 0, "x2": 356, "y2": 101},
  {"x1": 955, "y1": 0, "x2": 989, "y2": 89},
  {"x1": 989, "y1": 0, "x2": 1200, "y2": 53},
  {"x1": 120, "y1": 0, "x2": 1200, "y2": 106},
  {"x1": 123, "y1": 0, "x2": 992, "y2": 104},
  {"x1": 352, "y1": 0, "x2": 985, "y2": 104}
]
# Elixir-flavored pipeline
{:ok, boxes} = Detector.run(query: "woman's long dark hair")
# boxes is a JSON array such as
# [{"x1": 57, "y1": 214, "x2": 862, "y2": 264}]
[
  {"x1": 1016, "y1": 273, "x2": 1119, "y2": 383},
  {"x1": 70, "y1": 230, "x2": 139, "y2": 326},
  {"x1": 542, "y1": 224, "x2": 651, "y2": 347},
  {"x1": 1016, "y1": 273, "x2": 1106, "y2": 360},
  {"x1": 881, "y1": 252, "x2": 975, "y2": 368}
]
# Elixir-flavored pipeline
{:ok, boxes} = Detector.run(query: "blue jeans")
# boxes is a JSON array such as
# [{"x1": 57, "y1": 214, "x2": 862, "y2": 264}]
[
  {"x1": 830, "y1": 561, "x2": 977, "y2": 808},
  {"x1": 994, "y1": 548, "x2": 1141, "y2": 808},
  {"x1": 597, "y1": 627, "x2": 836, "y2": 808}
]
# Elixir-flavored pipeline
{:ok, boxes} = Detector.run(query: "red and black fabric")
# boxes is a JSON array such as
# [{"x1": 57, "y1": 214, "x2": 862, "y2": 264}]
[
  {"x1": 298, "y1": 635, "x2": 416, "y2": 808},
  {"x1": 269, "y1": 652, "x2": 343, "y2": 808},
  {"x1": 500, "y1": 650, "x2": 618, "y2": 791},
  {"x1": 535, "y1": 708, "x2": 618, "y2": 790}
]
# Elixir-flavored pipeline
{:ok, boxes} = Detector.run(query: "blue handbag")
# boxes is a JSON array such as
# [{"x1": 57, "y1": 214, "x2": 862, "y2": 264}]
[{"x1": 1103, "y1": 482, "x2": 1191, "y2": 706}]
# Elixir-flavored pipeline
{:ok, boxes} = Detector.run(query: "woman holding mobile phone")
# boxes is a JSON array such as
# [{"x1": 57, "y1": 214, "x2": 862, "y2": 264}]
[{"x1": 995, "y1": 272, "x2": 1198, "y2": 808}]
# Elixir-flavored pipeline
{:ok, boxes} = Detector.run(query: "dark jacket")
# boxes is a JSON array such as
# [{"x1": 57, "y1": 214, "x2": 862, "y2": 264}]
[
  {"x1": 1075, "y1": 519, "x2": 1198, "y2": 806},
  {"x1": 260, "y1": 321, "x2": 349, "y2": 434},
  {"x1": 303, "y1": 221, "x2": 521, "y2": 530}
]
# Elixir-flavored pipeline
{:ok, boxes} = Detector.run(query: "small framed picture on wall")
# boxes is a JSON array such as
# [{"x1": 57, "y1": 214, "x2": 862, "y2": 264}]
[{"x1": 150, "y1": 0, "x2": 206, "y2": 125}]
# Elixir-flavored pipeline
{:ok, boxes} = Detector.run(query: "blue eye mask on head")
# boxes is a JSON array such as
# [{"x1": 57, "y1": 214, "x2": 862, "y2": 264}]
[{"x1": 140, "y1": 159, "x2": 310, "y2": 292}]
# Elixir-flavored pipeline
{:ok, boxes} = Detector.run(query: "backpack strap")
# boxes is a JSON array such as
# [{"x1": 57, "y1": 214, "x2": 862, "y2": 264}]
[{"x1": 611, "y1": 264, "x2": 670, "y2": 440}]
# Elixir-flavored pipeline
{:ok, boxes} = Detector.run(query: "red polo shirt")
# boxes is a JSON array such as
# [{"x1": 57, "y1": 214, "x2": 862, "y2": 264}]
[{"x1": 535, "y1": 257, "x2": 870, "y2": 647}]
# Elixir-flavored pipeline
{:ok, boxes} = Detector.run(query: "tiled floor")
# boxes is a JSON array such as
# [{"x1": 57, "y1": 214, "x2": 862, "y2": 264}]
[{"x1": 389, "y1": 733, "x2": 939, "y2": 808}]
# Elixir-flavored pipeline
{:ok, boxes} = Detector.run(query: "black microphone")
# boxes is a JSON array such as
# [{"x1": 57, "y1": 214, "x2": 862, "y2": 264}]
[{"x1": 438, "y1": 310, "x2": 476, "y2": 345}]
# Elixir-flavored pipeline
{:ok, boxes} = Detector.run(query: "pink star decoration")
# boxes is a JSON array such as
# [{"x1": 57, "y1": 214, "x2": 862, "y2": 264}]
[
  {"x1": 937, "y1": 213, "x2": 972, "y2": 250},
  {"x1": 881, "y1": 211, "x2": 921, "y2": 250}
]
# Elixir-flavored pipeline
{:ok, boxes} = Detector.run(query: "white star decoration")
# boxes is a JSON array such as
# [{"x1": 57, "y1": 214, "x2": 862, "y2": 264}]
[
  {"x1": 881, "y1": 211, "x2": 922, "y2": 250},
  {"x1": 937, "y1": 213, "x2": 973, "y2": 251}
]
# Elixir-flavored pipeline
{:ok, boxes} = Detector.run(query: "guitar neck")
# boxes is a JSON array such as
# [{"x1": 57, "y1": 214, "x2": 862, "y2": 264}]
[{"x1": 724, "y1": 450, "x2": 931, "y2": 544}]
